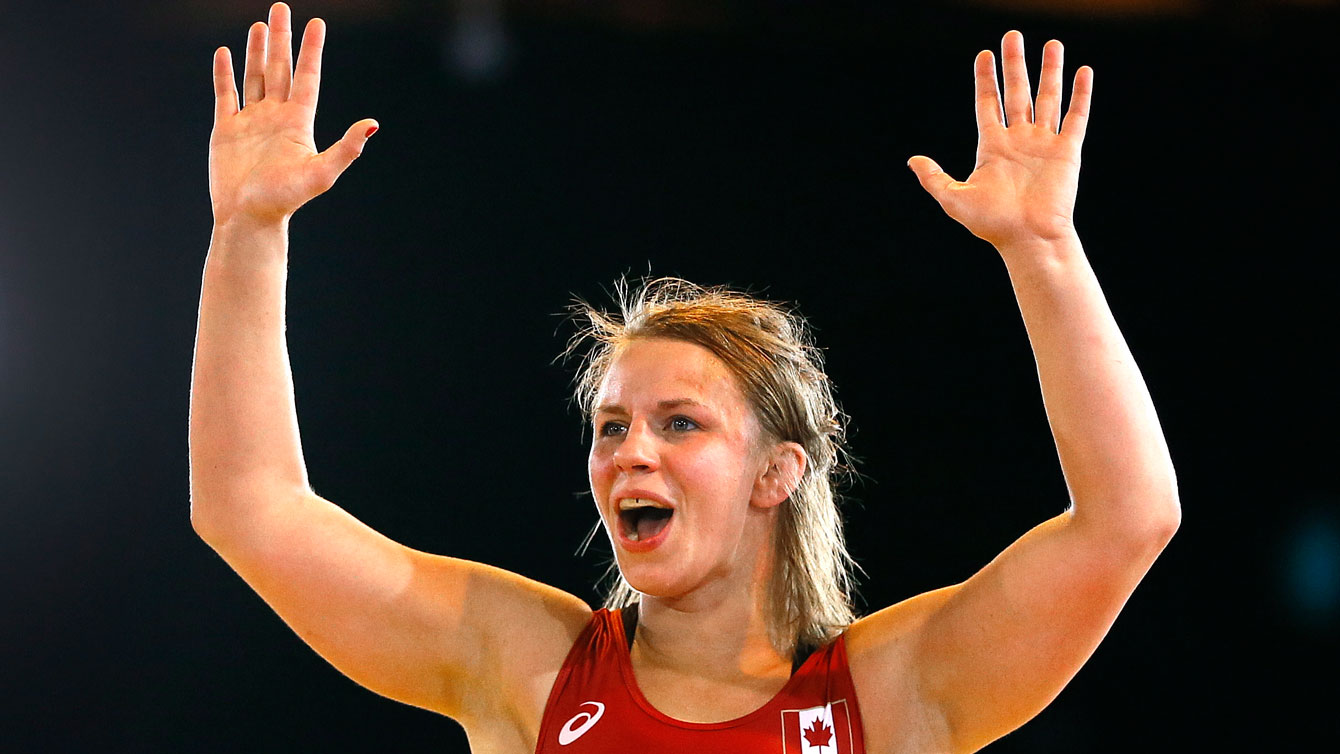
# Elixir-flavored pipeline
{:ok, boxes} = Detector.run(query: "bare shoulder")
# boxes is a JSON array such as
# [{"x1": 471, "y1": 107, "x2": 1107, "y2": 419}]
[
  {"x1": 846, "y1": 586, "x2": 960, "y2": 754},
  {"x1": 201, "y1": 491, "x2": 592, "y2": 751},
  {"x1": 196, "y1": 492, "x2": 593, "y2": 728},
  {"x1": 435, "y1": 557, "x2": 593, "y2": 725}
]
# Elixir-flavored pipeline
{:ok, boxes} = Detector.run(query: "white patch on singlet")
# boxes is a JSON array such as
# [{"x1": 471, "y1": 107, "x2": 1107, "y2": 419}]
[{"x1": 557, "y1": 701, "x2": 605, "y2": 746}]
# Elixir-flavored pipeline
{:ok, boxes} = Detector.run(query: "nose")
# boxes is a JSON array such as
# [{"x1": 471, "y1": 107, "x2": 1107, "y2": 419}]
[{"x1": 612, "y1": 420, "x2": 659, "y2": 473}]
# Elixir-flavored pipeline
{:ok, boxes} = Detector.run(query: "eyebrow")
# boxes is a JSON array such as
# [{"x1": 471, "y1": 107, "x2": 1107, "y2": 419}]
[{"x1": 593, "y1": 398, "x2": 708, "y2": 415}]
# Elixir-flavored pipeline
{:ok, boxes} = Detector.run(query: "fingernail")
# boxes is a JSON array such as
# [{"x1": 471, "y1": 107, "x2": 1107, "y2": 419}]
[{"x1": 365, "y1": 125, "x2": 379, "y2": 138}]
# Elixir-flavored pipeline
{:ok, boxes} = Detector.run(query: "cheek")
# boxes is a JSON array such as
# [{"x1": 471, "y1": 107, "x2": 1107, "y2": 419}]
[
  {"x1": 588, "y1": 448, "x2": 612, "y2": 489},
  {"x1": 677, "y1": 445, "x2": 754, "y2": 505}
]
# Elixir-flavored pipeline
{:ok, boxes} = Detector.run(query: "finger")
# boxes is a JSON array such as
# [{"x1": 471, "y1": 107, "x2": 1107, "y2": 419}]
[
  {"x1": 907, "y1": 155, "x2": 960, "y2": 209},
  {"x1": 213, "y1": 47, "x2": 239, "y2": 121},
  {"x1": 1061, "y1": 65, "x2": 1094, "y2": 144},
  {"x1": 290, "y1": 18, "x2": 325, "y2": 110},
  {"x1": 266, "y1": 3, "x2": 294, "y2": 101},
  {"x1": 310, "y1": 119, "x2": 379, "y2": 192},
  {"x1": 974, "y1": 50, "x2": 1004, "y2": 132},
  {"x1": 1000, "y1": 30, "x2": 1033, "y2": 126},
  {"x1": 242, "y1": 21, "x2": 267, "y2": 106},
  {"x1": 1035, "y1": 40, "x2": 1064, "y2": 133}
]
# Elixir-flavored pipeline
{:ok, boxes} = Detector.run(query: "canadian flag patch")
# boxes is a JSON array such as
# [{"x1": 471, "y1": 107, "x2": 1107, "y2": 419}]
[{"x1": 780, "y1": 700, "x2": 854, "y2": 754}]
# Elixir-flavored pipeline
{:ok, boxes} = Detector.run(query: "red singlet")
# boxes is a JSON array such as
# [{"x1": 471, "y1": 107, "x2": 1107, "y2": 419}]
[{"x1": 535, "y1": 608, "x2": 866, "y2": 753}]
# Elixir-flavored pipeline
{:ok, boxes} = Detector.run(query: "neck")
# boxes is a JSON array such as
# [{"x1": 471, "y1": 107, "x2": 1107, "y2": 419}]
[
  {"x1": 630, "y1": 515, "x2": 791, "y2": 681},
  {"x1": 634, "y1": 595, "x2": 790, "y2": 684}
]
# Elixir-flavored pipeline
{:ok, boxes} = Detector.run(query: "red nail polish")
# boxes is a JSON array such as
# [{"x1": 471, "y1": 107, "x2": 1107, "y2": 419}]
[{"x1": 365, "y1": 125, "x2": 379, "y2": 138}]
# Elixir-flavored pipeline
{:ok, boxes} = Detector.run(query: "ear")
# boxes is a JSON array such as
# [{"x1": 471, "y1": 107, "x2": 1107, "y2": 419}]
[{"x1": 751, "y1": 441, "x2": 807, "y2": 510}]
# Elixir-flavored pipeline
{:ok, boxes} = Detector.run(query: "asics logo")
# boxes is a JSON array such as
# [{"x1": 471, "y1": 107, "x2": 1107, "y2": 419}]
[{"x1": 557, "y1": 701, "x2": 605, "y2": 745}]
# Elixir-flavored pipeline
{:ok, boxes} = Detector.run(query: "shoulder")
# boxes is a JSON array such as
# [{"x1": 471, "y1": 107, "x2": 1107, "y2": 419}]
[
  {"x1": 844, "y1": 587, "x2": 959, "y2": 753},
  {"x1": 445, "y1": 564, "x2": 594, "y2": 728},
  {"x1": 845, "y1": 585, "x2": 956, "y2": 667}
]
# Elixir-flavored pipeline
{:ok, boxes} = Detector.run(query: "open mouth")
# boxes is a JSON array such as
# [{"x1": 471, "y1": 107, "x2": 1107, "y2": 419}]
[{"x1": 618, "y1": 503, "x2": 674, "y2": 542}]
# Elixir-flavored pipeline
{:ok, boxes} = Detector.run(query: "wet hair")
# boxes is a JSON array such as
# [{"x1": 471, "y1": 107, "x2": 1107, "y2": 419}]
[{"x1": 567, "y1": 276, "x2": 858, "y2": 656}]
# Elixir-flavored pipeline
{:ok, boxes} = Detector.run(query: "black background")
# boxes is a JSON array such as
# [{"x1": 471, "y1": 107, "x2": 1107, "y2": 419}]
[{"x1": 2, "y1": 1, "x2": 1336, "y2": 751}]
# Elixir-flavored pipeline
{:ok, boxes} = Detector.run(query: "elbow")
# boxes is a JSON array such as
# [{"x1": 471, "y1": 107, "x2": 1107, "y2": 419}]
[
  {"x1": 1150, "y1": 469, "x2": 1183, "y2": 543},
  {"x1": 189, "y1": 489, "x2": 224, "y2": 547},
  {"x1": 188, "y1": 462, "x2": 220, "y2": 543},
  {"x1": 1136, "y1": 458, "x2": 1183, "y2": 542},
  {"x1": 1142, "y1": 500, "x2": 1180, "y2": 555},
  {"x1": 1156, "y1": 494, "x2": 1181, "y2": 545},
  {"x1": 1072, "y1": 484, "x2": 1181, "y2": 554},
  {"x1": 188, "y1": 476, "x2": 311, "y2": 550},
  {"x1": 187, "y1": 480, "x2": 250, "y2": 549},
  {"x1": 1130, "y1": 488, "x2": 1181, "y2": 555}
]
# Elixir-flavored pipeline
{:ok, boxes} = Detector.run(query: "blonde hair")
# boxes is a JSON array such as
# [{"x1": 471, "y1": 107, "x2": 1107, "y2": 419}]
[{"x1": 568, "y1": 277, "x2": 858, "y2": 655}]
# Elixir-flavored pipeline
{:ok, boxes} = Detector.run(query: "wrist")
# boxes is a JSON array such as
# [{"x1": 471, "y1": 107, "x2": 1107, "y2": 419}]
[
  {"x1": 995, "y1": 230, "x2": 1085, "y2": 270},
  {"x1": 208, "y1": 214, "x2": 291, "y2": 270},
  {"x1": 212, "y1": 210, "x2": 290, "y2": 237},
  {"x1": 996, "y1": 234, "x2": 1096, "y2": 296}
]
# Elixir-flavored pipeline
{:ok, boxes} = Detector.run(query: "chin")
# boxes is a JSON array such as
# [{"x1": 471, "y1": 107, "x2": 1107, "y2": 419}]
[
  {"x1": 615, "y1": 559, "x2": 712, "y2": 602},
  {"x1": 615, "y1": 562, "x2": 679, "y2": 599}
]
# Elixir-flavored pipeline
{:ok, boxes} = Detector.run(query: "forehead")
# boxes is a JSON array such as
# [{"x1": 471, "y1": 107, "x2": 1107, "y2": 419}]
[{"x1": 596, "y1": 338, "x2": 748, "y2": 413}]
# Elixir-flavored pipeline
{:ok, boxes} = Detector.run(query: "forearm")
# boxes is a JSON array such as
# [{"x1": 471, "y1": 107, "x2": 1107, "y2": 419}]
[
  {"x1": 999, "y1": 233, "x2": 1180, "y2": 539},
  {"x1": 189, "y1": 217, "x2": 310, "y2": 538}
]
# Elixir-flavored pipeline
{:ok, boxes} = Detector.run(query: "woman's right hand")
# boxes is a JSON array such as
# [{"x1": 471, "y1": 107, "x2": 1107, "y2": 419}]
[{"x1": 209, "y1": 2, "x2": 377, "y2": 228}]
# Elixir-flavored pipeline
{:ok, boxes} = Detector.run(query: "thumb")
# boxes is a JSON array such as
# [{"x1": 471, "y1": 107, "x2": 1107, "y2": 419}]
[
  {"x1": 907, "y1": 155, "x2": 957, "y2": 206},
  {"x1": 312, "y1": 118, "x2": 379, "y2": 191}
]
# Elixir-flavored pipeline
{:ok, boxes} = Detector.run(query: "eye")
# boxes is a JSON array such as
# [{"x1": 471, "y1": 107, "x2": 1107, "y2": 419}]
[
  {"x1": 597, "y1": 420, "x2": 627, "y2": 438},
  {"x1": 668, "y1": 415, "x2": 699, "y2": 432}
]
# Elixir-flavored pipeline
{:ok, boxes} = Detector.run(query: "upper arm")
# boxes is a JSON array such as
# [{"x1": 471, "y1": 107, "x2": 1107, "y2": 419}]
[
  {"x1": 848, "y1": 510, "x2": 1177, "y2": 753},
  {"x1": 196, "y1": 491, "x2": 591, "y2": 721}
]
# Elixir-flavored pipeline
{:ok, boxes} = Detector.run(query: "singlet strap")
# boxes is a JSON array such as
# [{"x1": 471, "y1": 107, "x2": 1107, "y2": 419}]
[
  {"x1": 791, "y1": 642, "x2": 816, "y2": 674},
  {"x1": 622, "y1": 603, "x2": 816, "y2": 676},
  {"x1": 621, "y1": 604, "x2": 638, "y2": 650}
]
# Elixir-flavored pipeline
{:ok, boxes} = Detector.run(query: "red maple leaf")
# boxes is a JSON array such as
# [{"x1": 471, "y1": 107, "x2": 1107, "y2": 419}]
[{"x1": 802, "y1": 718, "x2": 834, "y2": 750}]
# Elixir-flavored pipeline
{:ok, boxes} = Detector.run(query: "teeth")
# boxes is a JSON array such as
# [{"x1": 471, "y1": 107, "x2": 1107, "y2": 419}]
[
  {"x1": 618, "y1": 497, "x2": 670, "y2": 511},
  {"x1": 627, "y1": 529, "x2": 640, "y2": 542}
]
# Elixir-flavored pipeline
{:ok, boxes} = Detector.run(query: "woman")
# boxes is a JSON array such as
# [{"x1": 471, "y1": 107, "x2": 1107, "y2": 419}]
[{"x1": 191, "y1": 4, "x2": 1180, "y2": 752}]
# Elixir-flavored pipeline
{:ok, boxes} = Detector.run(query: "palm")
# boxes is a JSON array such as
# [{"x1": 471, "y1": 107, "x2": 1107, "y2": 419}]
[
  {"x1": 911, "y1": 32, "x2": 1092, "y2": 248},
  {"x1": 209, "y1": 4, "x2": 376, "y2": 226},
  {"x1": 211, "y1": 103, "x2": 320, "y2": 218}
]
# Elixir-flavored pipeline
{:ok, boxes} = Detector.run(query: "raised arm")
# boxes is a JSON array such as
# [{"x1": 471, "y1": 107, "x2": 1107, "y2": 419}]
[
  {"x1": 190, "y1": 2, "x2": 588, "y2": 728},
  {"x1": 847, "y1": 32, "x2": 1180, "y2": 753}
]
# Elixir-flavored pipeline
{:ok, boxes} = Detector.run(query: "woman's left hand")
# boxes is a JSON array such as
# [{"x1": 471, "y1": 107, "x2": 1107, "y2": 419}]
[{"x1": 909, "y1": 31, "x2": 1092, "y2": 249}]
